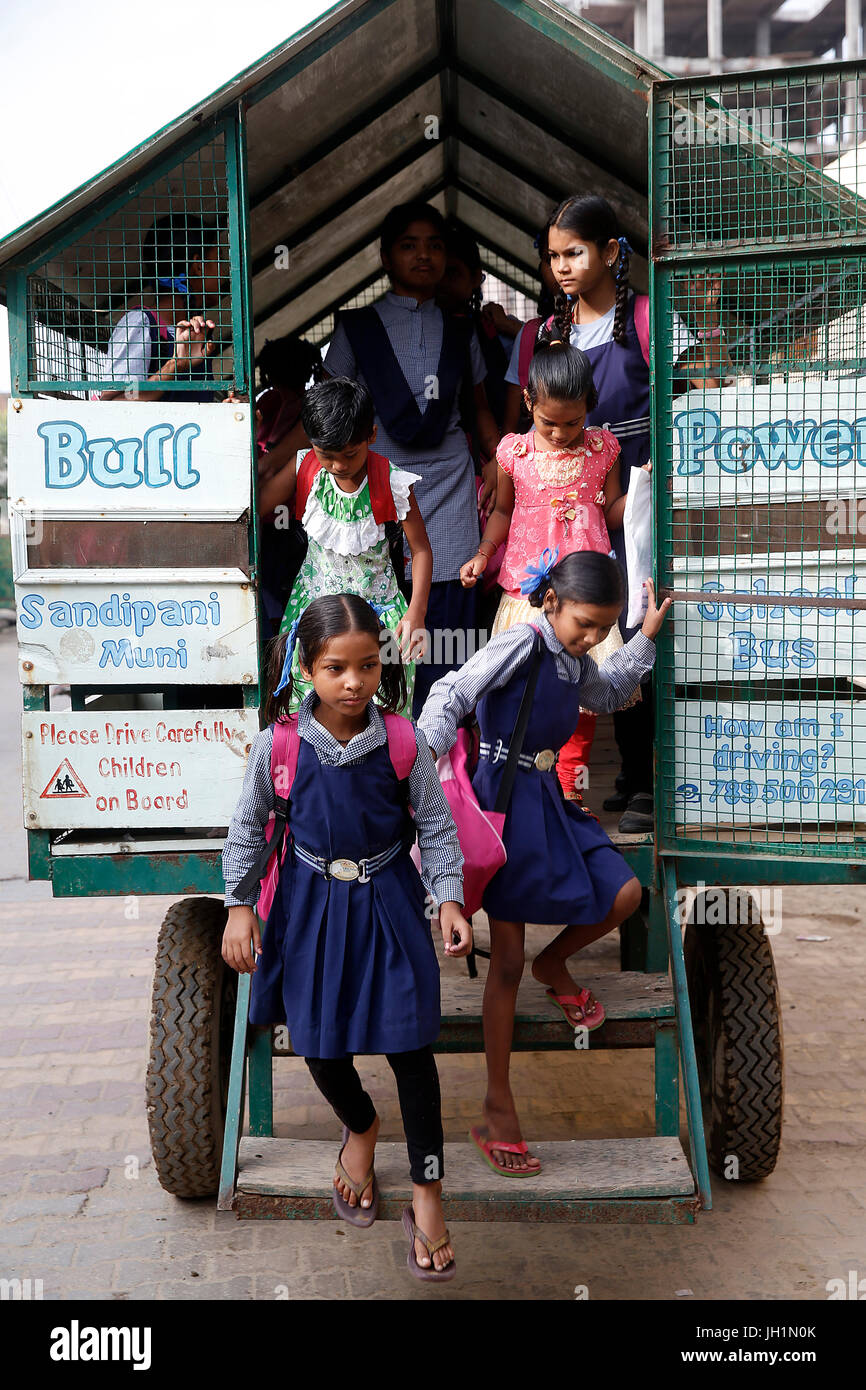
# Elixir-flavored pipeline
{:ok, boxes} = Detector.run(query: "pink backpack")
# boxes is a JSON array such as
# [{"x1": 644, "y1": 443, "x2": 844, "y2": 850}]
[
  {"x1": 410, "y1": 727, "x2": 507, "y2": 918},
  {"x1": 255, "y1": 712, "x2": 417, "y2": 922},
  {"x1": 517, "y1": 295, "x2": 650, "y2": 386},
  {"x1": 411, "y1": 624, "x2": 544, "y2": 919}
]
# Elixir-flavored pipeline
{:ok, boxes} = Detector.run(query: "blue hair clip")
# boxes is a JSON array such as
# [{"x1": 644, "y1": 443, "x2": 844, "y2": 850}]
[
  {"x1": 273, "y1": 618, "x2": 300, "y2": 696},
  {"x1": 519, "y1": 545, "x2": 560, "y2": 597},
  {"x1": 157, "y1": 273, "x2": 190, "y2": 295},
  {"x1": 618, "y1": 236, "x2": 633, "y2": 256}
]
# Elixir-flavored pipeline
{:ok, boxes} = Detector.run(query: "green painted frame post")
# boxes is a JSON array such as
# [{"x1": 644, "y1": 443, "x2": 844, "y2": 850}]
[
  {"x1": 247, "y1": 1028, "x2": 274, "y2": 1138},
  {"x1": 661, "y1": 858, "x2": 711, "y2": 1209},
  {"x1": 218, "y1": 970, "x2": 251, "y2": 1210},
  {"x1": 654, "y1": 1024, "x2": 679, "y2": 1136}
]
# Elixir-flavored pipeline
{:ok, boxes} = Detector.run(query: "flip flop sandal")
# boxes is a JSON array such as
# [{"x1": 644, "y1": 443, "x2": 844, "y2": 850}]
[
  {"x1": 333, "y1": 1124, "x2": 379, "y2": 1228},
  {"x1": 546, "y1": 987, "x2": 606, "y2": 1031},
  {"x1": 402, "y1": 1205, "x2": 456, "y2": 1282},
  {"x1": 469, "y1": 1124, "x2": 542, "y2": 1177}
]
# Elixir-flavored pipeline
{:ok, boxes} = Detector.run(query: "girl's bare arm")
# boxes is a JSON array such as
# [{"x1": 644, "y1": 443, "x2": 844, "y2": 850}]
[
  {"x1": 257, "y1": 455, "x2": 298, "y2": 516},
  {"x1": 603, "y1": 459, "x2": 627, "y2": 532}
]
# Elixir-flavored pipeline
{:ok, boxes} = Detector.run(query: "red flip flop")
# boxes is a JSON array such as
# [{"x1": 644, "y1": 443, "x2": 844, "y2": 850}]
[
  {"x1": 546, "y1": 986, "x2": 606, "y2": 1031},
  {"x1": 469, "y1": 1124, "x2": 542, "y2": 1177}
]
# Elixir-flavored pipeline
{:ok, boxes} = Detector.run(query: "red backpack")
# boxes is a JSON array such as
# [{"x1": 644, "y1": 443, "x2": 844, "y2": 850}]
[
  {"x1": 294, "y1": 448, "x2": 398, "y2": 523},
  {"x1": 252, "y1": 712, "x2": 418, "y2": 922}
]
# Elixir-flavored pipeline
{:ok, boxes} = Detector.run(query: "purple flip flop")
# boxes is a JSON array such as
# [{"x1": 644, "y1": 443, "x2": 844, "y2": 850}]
[
  {"x1": 402, "y1": 1205, "x2": 456, "y2": 1282},
  {"x1": 333, "y1": 1125, "x2": 378, "y2": 1228}
]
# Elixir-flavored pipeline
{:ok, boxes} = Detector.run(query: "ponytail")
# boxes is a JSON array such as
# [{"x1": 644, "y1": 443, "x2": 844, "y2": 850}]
[{"x1": 612, "y1": 235, "x2": 632, "y2": 349}]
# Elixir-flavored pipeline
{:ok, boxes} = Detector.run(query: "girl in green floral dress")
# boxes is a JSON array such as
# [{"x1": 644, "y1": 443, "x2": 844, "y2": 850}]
[{"x1": 271, "y1": 378, "x2": 433, "y2": 714}]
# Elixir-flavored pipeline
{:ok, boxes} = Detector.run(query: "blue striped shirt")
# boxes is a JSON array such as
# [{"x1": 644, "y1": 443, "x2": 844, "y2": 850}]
[
  {"x1": 222, "y1": 693, "x2": 464, "y2": 909},
  {"x1": 324, "y1": 292, "x2": 487, "y2": 583},
  {"x1": 418, "y1": 610, "x2": 656, "y2": 757}
]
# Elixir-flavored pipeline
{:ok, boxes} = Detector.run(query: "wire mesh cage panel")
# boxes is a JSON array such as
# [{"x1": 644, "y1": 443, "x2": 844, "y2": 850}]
[
  {"x1": 652, "y1": 67, "x2": 866, "y2": 861},
  {"x1": 14, "y1": 122, "x2": 245, "y2": 398},
  {"x1": 653, "y1": 66, "x2": 866, "y2": 254}
]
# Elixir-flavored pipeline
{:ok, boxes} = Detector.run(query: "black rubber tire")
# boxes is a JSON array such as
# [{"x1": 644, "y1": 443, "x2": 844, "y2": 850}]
[
  {"x1": 683, "y1": 890, "x2": 784, "y2": 1181},
  {"x1": 146, "y1": 896, "x2": 235, "y2": 1198}
]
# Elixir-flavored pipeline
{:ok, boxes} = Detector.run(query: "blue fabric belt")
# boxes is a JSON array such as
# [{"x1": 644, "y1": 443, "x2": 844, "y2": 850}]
[
  {"x1": 292, "y1": 838, "x2": 403, "y2": 883},
  {"x1": 479, "y1": 740, "x2": 558, "y2": 772}
]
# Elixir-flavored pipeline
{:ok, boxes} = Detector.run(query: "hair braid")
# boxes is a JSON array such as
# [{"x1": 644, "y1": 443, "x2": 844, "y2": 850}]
[
  {"x1": 542, "y1": 287, "x2": 572, "y2": 347},
  {"x1": 612, "y1": 240, "x2": 630, "y2": 347}
]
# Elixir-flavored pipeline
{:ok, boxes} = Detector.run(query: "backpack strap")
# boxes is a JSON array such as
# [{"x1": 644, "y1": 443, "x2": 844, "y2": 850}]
[
  {"x1": 492, "y1": 630, "x2": 544, "y2": 816},
  {"x1": 383, "y1": 712, "x2": 417, "y2": 780},
  {"x1": 383, "y1": 712, "x2": 417, "y2": 848},
  {"x1": 517, "y1": 317, "x2": 541, "y2": 388},
  {"x1": 294, "y1": 451, "x2": 322, "y2": 521},
  {"x1": 139, "y1": 306, "x2": 171, "y2": 341},
  {"x1": 634, "y1": 294, "x2": 650, "y2": 367},
  {"x1": 229, "y1": 716, "x2": 299, "y2": 905},
  {"x1": 366, "y1": 451, "x2": 399, "y2": 525}
]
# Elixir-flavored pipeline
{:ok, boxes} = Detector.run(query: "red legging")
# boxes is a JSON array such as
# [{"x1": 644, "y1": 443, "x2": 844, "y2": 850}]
[{"x1": 556, "y1": 710, "x2": 597, "y2": 798}]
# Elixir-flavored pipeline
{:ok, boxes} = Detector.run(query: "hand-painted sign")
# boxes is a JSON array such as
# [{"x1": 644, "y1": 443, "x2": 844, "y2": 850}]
[
  {"x1": 15, "y1": 577, "x2": 258, "y2": 684},
  {"x1": 23, "y1": 711, "x2": 258, "y2": 828},
  {"x1": 671, "y1": 551, "x2": 866, "y2": 681},
  {"x1": 7, "y1": 401, "x2": 250, "y2": 516},
  {"x1": 671, "y1": 382, "x2": 866, "y2": 504},
  {"x1": 673, "y1": 699, "x2": 866, "y2": 825}
]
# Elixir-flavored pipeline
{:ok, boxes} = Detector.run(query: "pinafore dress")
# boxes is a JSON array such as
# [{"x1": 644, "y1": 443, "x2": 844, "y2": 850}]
[
  {"x1": 249, "y1": 736, "x2": 440, "y2": 1058},
  {"x1": 473, "y1": 633, "x2": 635, "y2": 924}
]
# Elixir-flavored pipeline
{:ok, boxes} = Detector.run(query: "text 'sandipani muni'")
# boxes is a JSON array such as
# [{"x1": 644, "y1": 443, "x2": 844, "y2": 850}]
[
  {"x1": 221, "y1": 594, "x2": 471, "y2": 1282},
  {"x1": 257, "y1": 202, "x2": 502, "y2": 716},
  {"x1": 418, "y1": 550, "x2": 671, "y2": 1177}
]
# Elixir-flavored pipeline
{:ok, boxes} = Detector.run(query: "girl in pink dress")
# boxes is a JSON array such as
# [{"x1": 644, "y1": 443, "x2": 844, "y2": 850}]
[{"x1": 461, "y1": 342, "x2": 641, "y2": 800}]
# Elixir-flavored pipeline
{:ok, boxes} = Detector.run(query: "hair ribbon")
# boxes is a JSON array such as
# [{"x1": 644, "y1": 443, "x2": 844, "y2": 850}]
[
  {"x1": 519, "y1": 545, "x2": 560, "y2": 597},
  {"x1": 273, "y1": 618, "x2": 300, "y2": 696},
  {"x1": 157, "y1": 273, "x2": 190, "y2": 295}
]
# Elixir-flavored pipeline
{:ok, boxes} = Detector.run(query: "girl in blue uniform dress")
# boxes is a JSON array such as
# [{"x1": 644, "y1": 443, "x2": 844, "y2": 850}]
[
  {"x1": 222, "y1": 593, "x2": 471, "y2": 1278},
  {"x1": 419, "y1": 550, "x2": 670, "y2": 1176}
]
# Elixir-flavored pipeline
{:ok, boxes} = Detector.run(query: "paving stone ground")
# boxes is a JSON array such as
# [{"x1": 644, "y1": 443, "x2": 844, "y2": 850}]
[{"x1": 1, "y1": 625, "x2": 865, "y2": 1301}]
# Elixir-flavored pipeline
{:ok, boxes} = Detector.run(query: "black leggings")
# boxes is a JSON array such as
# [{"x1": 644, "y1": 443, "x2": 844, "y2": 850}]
[{"x1": 305, "y1": 1045, "x2": 444, "y2": 1185}]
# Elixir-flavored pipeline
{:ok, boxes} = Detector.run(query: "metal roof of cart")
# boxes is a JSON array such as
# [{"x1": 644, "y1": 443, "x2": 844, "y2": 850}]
[{"x1": 0, "y1": 0, "x2": 666, "y2": 345}]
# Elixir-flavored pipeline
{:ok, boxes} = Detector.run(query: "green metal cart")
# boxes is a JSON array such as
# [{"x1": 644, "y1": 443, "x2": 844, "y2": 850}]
[{"x1": 2, "y1": 0, "x2": 864, "y2": 1226}]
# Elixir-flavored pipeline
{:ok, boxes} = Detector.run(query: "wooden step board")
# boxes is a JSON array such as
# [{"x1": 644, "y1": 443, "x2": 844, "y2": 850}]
[
  {"x1": 269, "y1": 972, "x2": 675, "y2": 1057},
  {"x1": 234, "y1": 1136, "x2": 698, "y2": 1224},
  {"x1": 438, "y1": 970, "x2": 674, "y2": 1052}
]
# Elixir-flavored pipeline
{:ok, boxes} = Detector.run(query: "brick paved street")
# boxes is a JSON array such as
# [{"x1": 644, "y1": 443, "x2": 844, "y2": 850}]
[{"x1": 1, "y1": 623, "x2": 865, "y2": 1301}]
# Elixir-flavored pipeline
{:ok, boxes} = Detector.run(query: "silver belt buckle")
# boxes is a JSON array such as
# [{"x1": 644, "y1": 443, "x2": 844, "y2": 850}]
[
  {"x1": 329, "y1": 858, "x2": 360, "y2": 882},
  {"x1": 534, "y1": 749, "x2": 556, "y2": 772}
]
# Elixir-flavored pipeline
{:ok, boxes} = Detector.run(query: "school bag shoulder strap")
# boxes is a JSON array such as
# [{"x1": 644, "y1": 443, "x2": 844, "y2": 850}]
[
  {"x1": 634, "y1": 293, "x2": 650, "y2": 367},
  {"x1": 228, "y1": 716, "x2": 300, "y2": 907},
  {"x1": 517, "y1": 317, "x2": 542, "y2": 388},
  {"x1": 294, "y1": 450, "x2": 322, "y2": 521},
  {"x1": 382, "y1": 712, "x2": 417, "y2": 780},
  {"x1": 271, "y1": 713, "x2": 301, "y2": 797},
  {"x1": 139, "y1": 306, "x2": 171, "y2": 341},
  {"x1": 366, "y1": 451, "x2": 399, "y2": 525}
]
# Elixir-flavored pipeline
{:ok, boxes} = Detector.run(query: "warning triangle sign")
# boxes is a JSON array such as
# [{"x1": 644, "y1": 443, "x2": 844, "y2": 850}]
[{"x1": 40, "y1": 758, "x2": 90, "y2": 799}]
